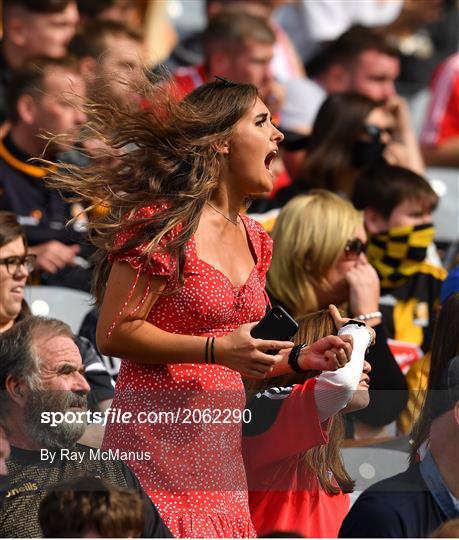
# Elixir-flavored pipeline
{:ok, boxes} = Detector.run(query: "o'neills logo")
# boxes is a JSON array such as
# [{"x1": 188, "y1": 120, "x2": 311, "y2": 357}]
[{"x1": 5, "y1": 482, "x2": 38, "y2": 498}]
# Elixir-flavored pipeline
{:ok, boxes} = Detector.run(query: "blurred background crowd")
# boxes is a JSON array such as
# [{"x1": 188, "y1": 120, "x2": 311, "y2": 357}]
[
  {"x1": 0, "y1": 0, "x2": 458, "y2": 288},
  {"x1": 0, "y1": 0, "x2": 458, "y2": 538}
]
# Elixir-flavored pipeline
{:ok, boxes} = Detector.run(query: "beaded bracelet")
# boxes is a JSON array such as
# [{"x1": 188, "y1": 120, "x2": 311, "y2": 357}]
[{"x1": 355, "y1": 311, "x2": 382, "y2": 321}]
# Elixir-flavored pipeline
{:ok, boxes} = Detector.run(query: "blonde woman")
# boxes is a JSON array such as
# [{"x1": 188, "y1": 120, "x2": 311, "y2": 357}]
[{"x1": 267, "y1": 191, "x2": 407, "y2": 439}]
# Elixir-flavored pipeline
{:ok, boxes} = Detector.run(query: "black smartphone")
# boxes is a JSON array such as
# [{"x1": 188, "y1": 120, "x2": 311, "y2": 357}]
[{"x1": 251, "y1": 306, "x2": 298, "y2": 353}]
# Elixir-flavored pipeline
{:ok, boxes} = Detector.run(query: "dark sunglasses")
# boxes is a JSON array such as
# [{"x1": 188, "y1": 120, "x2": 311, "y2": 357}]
[
  {"x1": 344, "y1": 238, "x2": 367, "y2": 257},
  {"x1": 363, "y1": 124, "x2": 394, "y2": 140},
  {"x1": 0, "y1": 254, "x2": 37, "y2": 275}
]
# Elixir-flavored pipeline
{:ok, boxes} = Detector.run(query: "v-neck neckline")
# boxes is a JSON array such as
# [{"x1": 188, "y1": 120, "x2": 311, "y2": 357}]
[{"x1": 190, "y1": 214, "x2": 258, "y2": 289}]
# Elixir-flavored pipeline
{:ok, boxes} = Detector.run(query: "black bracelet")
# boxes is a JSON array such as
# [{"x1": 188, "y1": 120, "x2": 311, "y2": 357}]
[
  {"x1": 210, "y1": 337, "x2": 216, "y2": 364},
  {"x1": 204, "y1": 337, "x2": 210, "y2": 364},
  {"x1": 288, "y1": 343, "x2": 307, "y2": 373},
  {"x1": 341, "y1": 319, "x2": 367, "y2": 328}
]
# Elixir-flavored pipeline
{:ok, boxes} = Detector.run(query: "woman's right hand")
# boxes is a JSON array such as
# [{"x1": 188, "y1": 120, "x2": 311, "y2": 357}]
[{"x1": 216, "y1": 323, "x2": 294, "y2": 379}]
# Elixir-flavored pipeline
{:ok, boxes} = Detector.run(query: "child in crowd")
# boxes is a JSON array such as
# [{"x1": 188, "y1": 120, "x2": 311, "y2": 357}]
[
  {"x1": 244, "y1": 308, "x2": 374, "y2": 538},
  {"x1": 353, "y1": 163, "x2": 446, "y2": 372}
]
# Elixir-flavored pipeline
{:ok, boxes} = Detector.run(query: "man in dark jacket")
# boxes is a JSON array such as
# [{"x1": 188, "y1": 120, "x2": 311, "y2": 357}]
[
  {"x1": 339, "y1": 355, "x2": 459, "y2": 537},
  {"x1": 0, "y1": 56, "x2": 92, "y2": 290}
]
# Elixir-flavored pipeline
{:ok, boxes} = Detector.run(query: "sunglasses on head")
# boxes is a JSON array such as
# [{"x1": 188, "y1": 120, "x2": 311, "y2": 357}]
[
  {"x1": 363, "y1": 124, "x2": 394, "y2": 140},
  {"x1": 345, "y1": 238, "x2": 367, "y2": 257}
]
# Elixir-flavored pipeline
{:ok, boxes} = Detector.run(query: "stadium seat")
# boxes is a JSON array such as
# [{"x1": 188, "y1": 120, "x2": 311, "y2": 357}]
[
  {"x1": 341, "y1": 447, "x2": 410, "y2": 506},
  {"x1": 25, "y1": 285, "x2": 94, "y2": 333},
  {"x1": 428, "y1": 167, "x2": 459, "y2": 245}
]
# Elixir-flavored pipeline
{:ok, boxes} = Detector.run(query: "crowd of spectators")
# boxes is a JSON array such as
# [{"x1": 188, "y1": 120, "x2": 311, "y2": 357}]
[{"x1": 0, "y1": 0, "x2": 458, "y2": 538}]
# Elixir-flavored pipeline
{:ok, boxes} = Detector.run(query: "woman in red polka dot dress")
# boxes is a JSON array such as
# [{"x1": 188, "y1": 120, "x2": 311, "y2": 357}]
[{"x1": 51, "y1": 80, "x2": 353, "y2": 538}]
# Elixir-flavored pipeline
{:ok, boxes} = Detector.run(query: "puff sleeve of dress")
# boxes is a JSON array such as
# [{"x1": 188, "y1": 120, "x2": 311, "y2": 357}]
[{"x1": 112, "y1": 203, "x2": 180, "y2": 279}]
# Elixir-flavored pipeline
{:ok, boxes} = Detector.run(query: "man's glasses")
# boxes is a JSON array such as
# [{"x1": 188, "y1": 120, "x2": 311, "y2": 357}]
[
  {"x1": 363, "y1": 124, "x2": 394, "y2": 140},
  {"x1": 0, "y1": 254, "x2": 37, "y2": 275},
  {"x1": 345, "y1": 238, "x2": 367, "y2": 258}
]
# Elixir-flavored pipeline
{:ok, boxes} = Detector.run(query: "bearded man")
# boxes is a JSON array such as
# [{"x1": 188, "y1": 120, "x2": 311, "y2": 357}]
[{"x1": 0, "y1": 316, "x2": 171, "y2": 538}]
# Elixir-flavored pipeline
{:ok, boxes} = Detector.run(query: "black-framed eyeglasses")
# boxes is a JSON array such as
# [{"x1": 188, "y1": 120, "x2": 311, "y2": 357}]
[
  {"x1": 0, "y1": 254, "x2": 37, "y2": 275},
  {"x1": 345, "y1": 238, "x2": 367, "y2": 257},
  {"x1": 363, "y1": 124, "x2": 394, "y2": 140}
]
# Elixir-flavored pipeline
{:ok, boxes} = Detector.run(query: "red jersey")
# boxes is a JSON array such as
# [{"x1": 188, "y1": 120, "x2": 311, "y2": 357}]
[
  {"x1": 421, "y1": 53, "x2": 459, "y2": 145},
  {"x1": 172, "y1": 64, "x2": 206, "y2": 99},
  {"x1": 243, "y1": 379, "x2": 350, "y2": 537}
]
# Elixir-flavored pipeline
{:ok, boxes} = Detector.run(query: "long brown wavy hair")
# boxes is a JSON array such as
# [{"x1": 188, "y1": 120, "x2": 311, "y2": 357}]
[
  {"x1": 47, "y1": 76, "x2": 259, "y2": 304},
  {"x1": 410, "y1": 292, "x2": 459, "y2": 463},
  {"x1": 246, "y1": 309, "x2": 355, "y2": 494}
]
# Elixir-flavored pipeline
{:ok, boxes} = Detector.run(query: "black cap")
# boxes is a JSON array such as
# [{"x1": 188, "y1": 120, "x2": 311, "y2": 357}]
[{"x1": 429, "y1": 355, "x2": 459, "y2": 420}]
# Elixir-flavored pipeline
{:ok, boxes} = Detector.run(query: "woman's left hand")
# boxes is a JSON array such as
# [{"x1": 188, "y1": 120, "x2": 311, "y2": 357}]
[
  {"x1": 298, "y1": 334, "x2": 353, "y2": 372},
  {"x1": 329, "y1": 304, "x2": 376, "y2": 345},
  {"x1": 328, "y1": 304, "x2": 350, "y2": 330}
]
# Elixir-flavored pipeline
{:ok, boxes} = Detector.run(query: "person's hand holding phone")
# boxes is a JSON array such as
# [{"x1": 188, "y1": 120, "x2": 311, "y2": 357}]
[{"x1": 217, "y1": 322, "x2": 294, "y2": 379}]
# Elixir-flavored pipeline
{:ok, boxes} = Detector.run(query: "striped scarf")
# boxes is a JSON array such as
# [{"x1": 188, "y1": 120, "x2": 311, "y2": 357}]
[{"x1": 367, "y1": 223, "x2": 435, "y2": 289}]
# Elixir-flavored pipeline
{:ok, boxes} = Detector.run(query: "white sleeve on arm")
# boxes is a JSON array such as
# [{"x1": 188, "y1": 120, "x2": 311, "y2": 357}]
[{"x1": 314, "y1": 324, "x2": 372, "y2": 422}]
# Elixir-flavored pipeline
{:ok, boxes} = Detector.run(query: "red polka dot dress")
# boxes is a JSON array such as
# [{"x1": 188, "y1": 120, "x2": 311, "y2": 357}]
[{"x1": 102, "y1": 205, "x2": 272, "y2": 538}]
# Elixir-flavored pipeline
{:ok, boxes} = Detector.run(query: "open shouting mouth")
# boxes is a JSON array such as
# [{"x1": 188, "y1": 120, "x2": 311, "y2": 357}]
[{"x1": 264, "y1": 150, "x2": 278, "y2": 176}]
